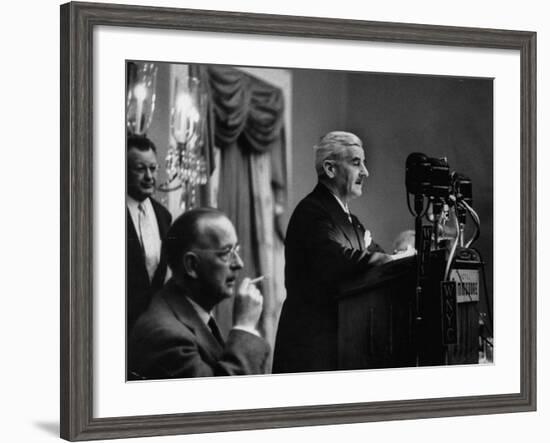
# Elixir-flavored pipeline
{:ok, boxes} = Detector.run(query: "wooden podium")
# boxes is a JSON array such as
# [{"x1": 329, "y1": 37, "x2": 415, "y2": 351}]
[{"x1": 337, "y1": 253, "x2": 479, "y2": 370}]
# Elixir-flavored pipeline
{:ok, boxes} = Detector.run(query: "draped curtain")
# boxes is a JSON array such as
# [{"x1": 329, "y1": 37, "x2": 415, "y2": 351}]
[{"x1": 207, "y1": 66, "x2": 287, "y2": 372}]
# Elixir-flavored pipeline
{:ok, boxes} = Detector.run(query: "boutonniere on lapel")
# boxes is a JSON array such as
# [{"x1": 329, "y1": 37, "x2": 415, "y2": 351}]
[{"x1": 363, "y1": 229, "x2": 372, "y2": 248}]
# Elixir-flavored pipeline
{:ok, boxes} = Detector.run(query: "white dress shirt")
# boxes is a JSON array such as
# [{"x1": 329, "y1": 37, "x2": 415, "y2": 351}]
[{"x1": 127, "y1": 196, "x2": 162, "y2": 281}]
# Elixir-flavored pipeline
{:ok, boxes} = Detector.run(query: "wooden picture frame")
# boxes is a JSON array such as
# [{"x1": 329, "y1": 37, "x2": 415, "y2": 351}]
[{"x1": 60, "y1": 1, "x2": 536, "y2": 440}]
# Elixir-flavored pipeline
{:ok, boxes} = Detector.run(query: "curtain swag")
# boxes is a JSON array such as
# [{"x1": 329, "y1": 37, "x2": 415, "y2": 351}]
[{"x1": 208, "y1": 66, "x2": 285, "y2": 154}]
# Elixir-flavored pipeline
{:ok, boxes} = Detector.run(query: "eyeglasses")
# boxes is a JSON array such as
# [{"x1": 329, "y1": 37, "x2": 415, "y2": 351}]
[
  {"x1": 195, "y1": 244, "x2": 241, "y2": 263},
  {"x1": 131, "y1": 163, "x2": 159, "y2": 174}
]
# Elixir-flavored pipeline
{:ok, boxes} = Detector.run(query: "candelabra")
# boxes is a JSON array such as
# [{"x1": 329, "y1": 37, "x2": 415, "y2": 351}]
[
  {"x1": 126, "y1": 62, "x2": 158, "y2": 136},
  {"x1": 162, "y1": 74, "x2": 208, "y2": 211}
]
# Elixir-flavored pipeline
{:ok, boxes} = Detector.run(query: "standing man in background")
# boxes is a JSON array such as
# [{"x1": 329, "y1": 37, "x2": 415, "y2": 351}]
[
  {"x1": 126, "y1": 135, "x2": 172, "y2": 334},
  {"x1": 273, "y1": 131, "x2": 392, "y2": 373}
]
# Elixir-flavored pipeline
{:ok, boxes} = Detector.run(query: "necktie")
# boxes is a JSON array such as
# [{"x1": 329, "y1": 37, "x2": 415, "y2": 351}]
[
  {"x1": 344, "y1": 205, "x2": 352, "y2": 224},
  {"x1": 349, "y1": 214, "x2": 364, "y2": 251},
  {"x1": 208, "y1": 316, "x2": 224, "y2": 345},
  {"x1": 138, "y1": 203, "x2": 159, "y2": 282}
]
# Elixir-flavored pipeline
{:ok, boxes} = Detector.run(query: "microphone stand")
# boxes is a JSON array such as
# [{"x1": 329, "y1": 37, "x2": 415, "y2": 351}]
[{"x1": 413, "y1": 194, "x2": 425, "y2": 366}]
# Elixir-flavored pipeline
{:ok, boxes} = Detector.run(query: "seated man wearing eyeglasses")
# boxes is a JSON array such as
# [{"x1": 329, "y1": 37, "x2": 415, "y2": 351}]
[
  {"x1": 126, "y1": 135, "x2": 172, "y2": 335},
  {"x1": 128, "y1": 208, "x2": 269, "y2": 379}
]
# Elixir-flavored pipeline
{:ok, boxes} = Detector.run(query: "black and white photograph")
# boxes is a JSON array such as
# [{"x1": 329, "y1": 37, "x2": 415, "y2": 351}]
[{"x1": 125, "y1": 60, "x2": 494, "y2": 380}]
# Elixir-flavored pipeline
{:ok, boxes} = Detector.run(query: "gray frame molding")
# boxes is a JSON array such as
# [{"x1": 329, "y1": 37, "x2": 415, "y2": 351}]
[{"x1": 60, "y1": 1, "x2": 536, "y2": 441}]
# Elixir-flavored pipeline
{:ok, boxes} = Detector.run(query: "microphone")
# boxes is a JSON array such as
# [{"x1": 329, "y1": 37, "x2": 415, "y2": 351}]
[{"x1": 405, "y1": 152, "x2": 430, "y2": 196}]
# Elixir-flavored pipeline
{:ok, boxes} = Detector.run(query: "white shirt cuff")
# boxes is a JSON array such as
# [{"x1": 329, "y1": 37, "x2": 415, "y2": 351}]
[{"x1": 232, "y1": 325, "x2": 261, "y2": 337}]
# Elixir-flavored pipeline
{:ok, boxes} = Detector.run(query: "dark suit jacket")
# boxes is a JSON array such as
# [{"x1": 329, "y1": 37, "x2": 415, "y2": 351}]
[
  {"x1": 128, "y1": 279, "x2": 270, "y2": 379},
  {"x1": 273, "y1": 183, "x2": 384, "y2": 373},
  {"x1": 127, "y1": 197, "x2": 172, "y2": 334}
]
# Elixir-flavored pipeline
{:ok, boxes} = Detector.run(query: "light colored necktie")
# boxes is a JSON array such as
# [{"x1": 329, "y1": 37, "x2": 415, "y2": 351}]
[
  {"x1": 138, "y1": 203, "x2": 159, "y2": 282},
  {"x1": 344, "y1": 206, "x2": 352, "y2": 224}
]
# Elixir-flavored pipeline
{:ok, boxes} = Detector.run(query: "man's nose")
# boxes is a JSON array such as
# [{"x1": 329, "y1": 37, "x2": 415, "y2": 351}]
[
  {"x1": 144, "y1": 168, "x2": 154, "y2": 179},
  {"x1": 231, "y1": 252, "x2": 244, "y2": 270},
  {"x1": 361, "y1": 163, "x2": 369, "y2": 177}
]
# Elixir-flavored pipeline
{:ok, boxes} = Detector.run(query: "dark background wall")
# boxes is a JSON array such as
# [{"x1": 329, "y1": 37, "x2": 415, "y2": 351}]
[
  {"x1": 290, "y1": 69, "x2": 350, "y2": 210},
  {"x1": 290, "y1": 69, "x2": 493, "y2": 314}
]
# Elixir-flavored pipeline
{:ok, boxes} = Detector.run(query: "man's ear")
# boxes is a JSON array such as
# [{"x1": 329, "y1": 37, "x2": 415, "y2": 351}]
[
  {"x1": 182, "y1": 252, "x2": 200, "y2": 279},
  {"x1": 322, "y1": 160, "x2": 336, "y2": 178}
]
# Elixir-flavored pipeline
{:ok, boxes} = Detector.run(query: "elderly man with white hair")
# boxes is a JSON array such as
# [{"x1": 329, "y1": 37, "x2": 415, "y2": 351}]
[{"x1": 273, "y1": 131, "x2": 392, "y2": 373}]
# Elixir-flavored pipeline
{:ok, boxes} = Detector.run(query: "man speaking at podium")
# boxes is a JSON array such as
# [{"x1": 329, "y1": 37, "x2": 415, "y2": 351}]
[{"x1": 273, "y1": 131, "x2": 393, "y2": 374}]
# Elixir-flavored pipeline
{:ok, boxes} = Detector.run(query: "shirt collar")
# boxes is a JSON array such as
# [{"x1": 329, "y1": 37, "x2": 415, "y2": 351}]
[
  {"x1": 186, "y1": 296, "x2": 212, "y2": 326},
  {"x1": 127, "y1": 195, "x2": 151, "y2": 212},
  {"x1": 318, "y1": 182, "x2": 351, "y2": 215},
  {"x1": 328, "y1": 190, "x2": 350, "y2": 215}
]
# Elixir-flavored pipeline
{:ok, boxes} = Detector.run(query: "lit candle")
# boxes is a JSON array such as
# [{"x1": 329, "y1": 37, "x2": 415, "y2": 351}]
[{"x1": 133, "y1": 82, "x2": 147, "y2": 134}]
